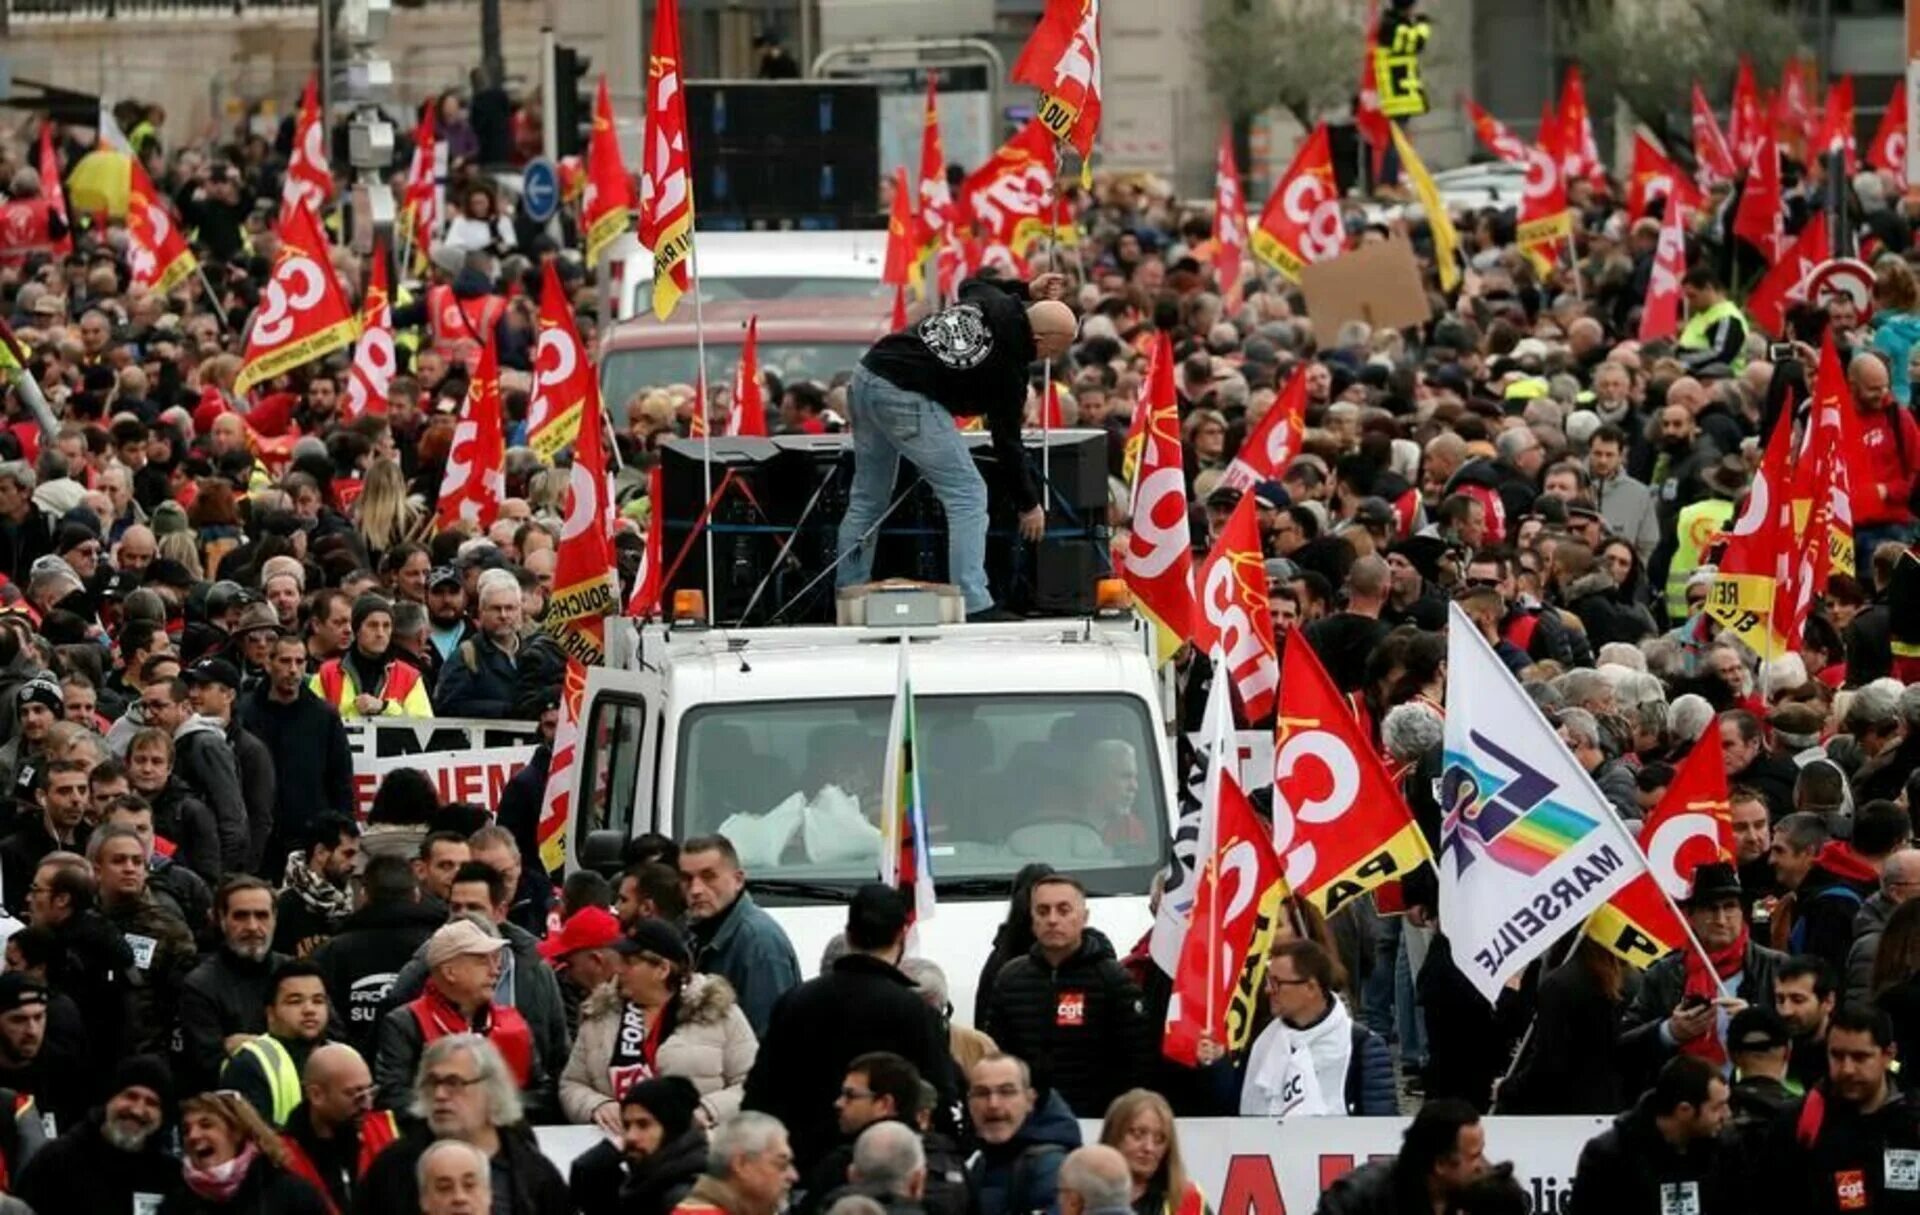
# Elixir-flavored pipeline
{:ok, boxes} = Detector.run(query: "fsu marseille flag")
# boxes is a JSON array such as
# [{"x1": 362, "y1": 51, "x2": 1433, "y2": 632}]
[
  {"x1": 1440, "y1": 603, "x2": 1647, "y2": 1003},
  {"x1": 879, "y1": 644, "x2": 936, "y2": 927}
]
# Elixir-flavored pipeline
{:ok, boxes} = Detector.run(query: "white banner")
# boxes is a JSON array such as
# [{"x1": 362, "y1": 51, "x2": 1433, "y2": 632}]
[
  {"x1": 345, "y1": 717, "x2": 542, "y2": 815},
  {"x1": 534, "y1": 1116, "x2": 1604, "y2": 1213}
]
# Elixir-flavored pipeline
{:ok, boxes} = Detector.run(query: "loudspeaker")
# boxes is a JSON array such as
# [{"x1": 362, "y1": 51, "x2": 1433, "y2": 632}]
[
  {"x1": 686, "y1": 83, "x2": 881, "y2": 228},
  {"x1": 658, "y1": 431, "x2": 1111, "y2": 625}
]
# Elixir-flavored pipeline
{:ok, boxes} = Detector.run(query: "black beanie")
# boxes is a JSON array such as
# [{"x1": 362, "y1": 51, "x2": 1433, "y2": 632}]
[
  {"x1": 621, "y1": 1075, "x2": 701, "y2": 1140},
  {"x1": 351, "y1": 593, "x2": 394, "y2": 634},
  {"x1": 113, "y1": 1053, "x2": 176, "y2": 1108}
]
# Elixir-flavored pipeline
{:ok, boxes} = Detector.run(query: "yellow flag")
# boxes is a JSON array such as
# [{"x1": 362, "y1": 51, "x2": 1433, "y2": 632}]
[{"x1": 1390, "y1": 122, "x2": 1460, "y2": 292}]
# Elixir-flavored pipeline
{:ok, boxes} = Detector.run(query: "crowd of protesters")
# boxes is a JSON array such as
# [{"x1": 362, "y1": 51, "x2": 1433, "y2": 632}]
[{"x1": 1, "y1": 44, "x2": 1920, "y2": 1215}]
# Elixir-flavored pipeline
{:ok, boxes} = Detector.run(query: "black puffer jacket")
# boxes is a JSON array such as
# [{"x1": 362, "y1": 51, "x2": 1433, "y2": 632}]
[
  {"x1": 150, "y1": 777, "x2": 224, "y2": 887},
  {"x1": 177, "y1": 946, "x2": 292, "y2": 1093},
  {"x1": 1571, "y1": 1093, "x2": 1744, "y2": 1215},
  {"x1": 1560, "y1": 570, "x2": 1657, "y2": 648},
  {"x1": 982, "y1": 935, "x2": 1153, "y2": 1118},
  {"x1": 308, "y1": 897, "x2": 445, "y2": 1054}
]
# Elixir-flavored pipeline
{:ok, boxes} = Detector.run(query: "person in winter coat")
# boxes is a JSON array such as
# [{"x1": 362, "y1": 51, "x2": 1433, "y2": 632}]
[
  {"x1": 1553, "y1": 543, "x2": 1656, "y2": 647},
  {"x1": 1845, "y1": 850, "x2": 1920, "y2": 1008},
  {"x1": 1311, "y1": 1099, "x2": 1488, "y2": 1215},
  {"x1": 1777, "y1": 823, "x2": 1881, "y2": 979},
  {"x1": 381, "y1": 862, "x2": 569, "y2": 1112},
  {"x1": 569, "y1": 1076, "x2": 707, "y2": 1215},
  {"x1": 14, "y1": 1054, "x2": 182, "y2": 1215},
  {"x1": 984, "y1": 874, "x2": 1153, "y2": 1119},
  {"x1": 142, "y1": 675, "x2": 252, "y2": 876},
  {"x1": 743, "y1": 885, "x2": 957, "y2": 1171},
  {"x1": 128, "y1": 726, "x2": 224, "y2": 886},
  {"x1": 31, "y1": 852, "x2": 135, "y2": 1067},
  {"x1": 433, "y1": 572, "x2": 525, "y2": 719},
  {"x1": 239, "y1": 632, "x2": 354, "y2": 869},
  {"x1": 679, "y1": 836, "x2": 801, "y2": 1037},
  {"x1": 1098, "y1": 1089, "x2": 1207, "y2": 1215},
  {"x1": 1869, "y1": 260, "x2": 1920, "y2": 406},
  {"x1": 1846, "y1": 352, "x2": 1920, "y2": 550},
  {"x1": 178, "y1": 877, "x2": 291, "y2": 1092},
  {"x1": 1571, "y1": 1056, "x2": 1740, "y2": 1215},
  {"x1": 184, "y1": 657, "x2": 276, "y2": 872},
  {"x1": 93, "y1": 823, "x2": 199, "y2": 1059},
  {"x1": 976, "y1": 863, "x2": 1062, "y2": 1028},
  {"x1": 1241, "y1": 939, "x2": 1395, "y2": 1117},
  {"x1": 272, "y1": 815, "x2": 361, "y2": 957},
  {"x1": 162, "y1": 1090, "x2": 331, "y2": 1215},
  {"x1": 1726, "y1": 1007, "x2": 1797, "y2": 1170},
  {"x1": 560, "y1": 917, "x2": 758, "y2": 1130},
  {"x1": 1757, "y1": 1004, "x2": 1920, "y2": 1215},
  {"x1": 356, "y1": 1033, "x2": 573, "y2": 1215},
  {"x1": 1558, "y1": 707, "x2": 1643, "y2": 823},
  {"x1": 310, "y1": 855, "x2": 444, "y2": 1055},
  {"x1": 1497, "y1": 939, "x2": 1631, "y2": 1115},
  {"x1": 967, "y1": 1054, "x2": 1082, "y2": 1215}
]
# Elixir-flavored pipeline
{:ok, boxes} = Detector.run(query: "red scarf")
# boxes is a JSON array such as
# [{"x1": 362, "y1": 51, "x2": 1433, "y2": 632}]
[{"x1": 1680, "y1": 926, "x2": 1748, "y2": 1066}]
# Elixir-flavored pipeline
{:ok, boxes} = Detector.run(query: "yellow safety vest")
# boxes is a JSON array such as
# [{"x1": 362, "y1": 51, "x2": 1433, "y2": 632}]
[
  {"x1": 1666, "y1": 499, "x2": 1736, "y2": 620},
  {"x1": 224, "y1": 1035, "x2": 302, "y2": 1127},
  {"x1": 1677, "y1": 299, "x2": 1748, "y2": 370},
  {"x1": 1376, "y1": 18, "x2": 1432, "y2": 118}
]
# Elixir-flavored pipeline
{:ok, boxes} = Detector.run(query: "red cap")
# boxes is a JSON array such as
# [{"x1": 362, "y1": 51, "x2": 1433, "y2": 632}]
[{"x1": 537, "y1": 906, "x2": 622, "y2": 962}]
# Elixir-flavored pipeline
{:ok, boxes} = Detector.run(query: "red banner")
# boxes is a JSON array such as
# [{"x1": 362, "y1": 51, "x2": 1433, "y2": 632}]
[
  {"x1": 1211, "y1": 127, "x2": 1251, "y2": 301},
  {"x1": 585, "y1": 76, "x2": 637, "y2": 268},
  {"x1": 1690, "y1": 83, "x2": 1738, "y2": 187},
  {"x1": 1638, "y1": 199, "x2": 1687, "y2": 343},
  {"x1": 1193, "y1": 497, "x2": 1279, "y2": 722},
  {"x1": 543, "y1": 337, "x2": 617, "y2": 665},
  {"x1": 1011, "y1": 0, "x2": 1102, "y2": 165},
  {"x1": 1746, "y1": 211, "x2": 1828, "y2": 338},
  {"x1": 639, "y1": 2, "x2": 693, "y2": 319},
  {"x1": 1517, "y1": 106, "x2": 1571, "y2": 268},
  {"x1": 1870, "y1": 81, "x2": 1908, "y2": 180},
  {"x1": 527, "y1": 260, "x2": 597, "y2": 461},
  {"x1": 1221, "y1": 367, "x2": 1307, "y2": 491},
  {"x1": 128, "y1": 157, "x2": 197, "y2": 297},
  {"x1": 1463, "y1": 97, "x2": 1527, "y2": 164},
  {"x1": 1557, "y1": 68, "x2": 1602, "y2": 184},
  {"x1": 627, "y1": 464, "x2": 665, "y2": 617},
  {"x1": 1729, "y1": 57, "x2": 1764, "y2": 165},
  {"x1": 436, "y1": 337, "x2": 506, "y2": 533},
  {"x1": 729, "y1": 316, "x2": 768, "y2": 437},
  {"x1": 1252, "y1": 124, "x2": 1341, "y2": 282},
  {"x1": 1626, "y1": 131, "x2": 1703, "y2": 219},
  {"x1": 1122, "y1": 332, "x2": 1194, "y2": 665},
  {"x1": 1588, "y1": 732, "x2": 1733, "y2": 966},
  {"x1": 37, "y1": 123, "x2": 72, "y2": 259},
  {"x1": 281, "y1": 75, "x2": 335, "y2": 225},
  {"x1": 343, "y1": 243, "x2": 394, "y2": 420},
  {"x1": 958, "y1": 119, "x2": 1060, "y2": 262},
  {"x1": 234, "y1": 201, "x2": 357, "y2": 395}
]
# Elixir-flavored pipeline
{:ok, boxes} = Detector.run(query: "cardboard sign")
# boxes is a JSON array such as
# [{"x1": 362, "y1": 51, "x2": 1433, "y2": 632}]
[{"x1": 1298, "y1": 237, "x2": 1431, "y2": 347}]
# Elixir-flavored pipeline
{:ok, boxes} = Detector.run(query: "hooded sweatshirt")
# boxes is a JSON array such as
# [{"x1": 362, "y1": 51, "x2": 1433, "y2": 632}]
[
  {"x1": 173, "y1": 712, "x2": 250, "y2": 874},
  {"x1": 1789, "y1": 841, "x2": 1880, "y2": 974}
]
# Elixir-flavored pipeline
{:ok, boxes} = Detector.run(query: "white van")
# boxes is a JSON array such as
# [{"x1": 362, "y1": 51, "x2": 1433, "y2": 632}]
[
  {"x1": 568, "y1": 600, "x2": 1172, "y2": 1021},
  {"x1": 612, "y1": 230, "x2": 888, "y2": 320}
]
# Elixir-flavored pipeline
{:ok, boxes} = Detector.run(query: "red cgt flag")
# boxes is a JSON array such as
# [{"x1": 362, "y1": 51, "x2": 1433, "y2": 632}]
[
  {"x1": 912, "y1": 74, "x2": 956, "y2": 274},
  {"x1": 235, "y1": 201, "x2": 357, "y2": 396},
  {"x1": 343, "y1": 242, "x2": 394, "y2": 421},
  {"x1": 1220, "y1": 366, "x2": 1307, "y2": 492},
  {"x1": 127, "y1": 157, "x2": 198, "y2": 297},
  {"x1": 543, "y1": 334, "x2": 619, "y2": 666},
  {"x1": 436, "y1": 336, "x2": 506, "y2": 533},
  {"x1": 1271, "y1": 635, "x2": 1434, "y2": 913},
  {"x1": 585, "y1": 76, "x2": 637, "y2": 269},
  {"x1": 1729, "y1": 57, "x2": 1764, "y2": 165},
  {"x1": 1707, "y1": 395, "x2": 1799, "y2": 659},
  {"x1": 1192, "y1": 496, "x2": 1279, "y2": 722},
  {"x1": 1517, "y1": 105, "x2": 1571, "y2": 270},
  {"x1": 281, "y1": 75, "x2": 335, "y2": 226},
  {"x1": 1211, "y1": 126, "x2": 1251, "y2": 302},
  {"x1": 1870, "y1": 81, "x2": 1908, "y2": 181},
  {"x1": 37, "y1": 123, "x2": 73, "y2": 258},
  {"x1": 526, "y1": 260, "x2": 598, "y2": 461},
  {"x1": 536, "y1": 660, "x2": 590, "y2": 873},
  {"x1": 1588, "y1": 729, "x2": 1734, "y2": 968},
  {"x1": 1814, "y1": 75, "x2": 1858, "y2": 176},
  {"x1": 1746, "y1": 211, "x2": 1828, "y2": 338},
  {"x1": 639, "y1": 1, "x2": 694, "y2": 319},
  {"x1": 1638, "y1": 199, "x2": 1688, "y2": 343},
  {"x1": 1354, "y1": 1, "x2": 1389, "y2": 162},
  {"x1": 959, "y1": 118, "x2": 1060, "y2": 262},
  {"x1": 1123, "y1": 331, "x2": 1194, "y2": 666},
  {"x1": 1690, "y1": 83, "x2": 1738, "y2": 187},
  {"x1": 729, "y1": 316, "x2": 768, "y2": 437},
  {"x1": 627, "y1": 464, "x2": 666, "y2": 617},
  {"x1": 1012, "y1": 0, "x2": 1103, "y2": 168},
  {"x1": 1780, "y1": 58, "x2": 1815, "y2": 154},
  {"x1": 882, "y1": 167, "x2": 916, "y2": 289},
  {"x1": 1558, "y1": 67, "x2": 1603, "y2": 185},
  {"x1": 1251, "y1": 124, "x2": 1341, "y2": 283},
  {"x1": 1732, "y1": 124, "x2": 1784, "y2": 260},
  {"x1": 1463, "y1": 96, "x2": 1528, "y2": 165},
  {"x1": 1627, "y1": 131, "x2": 1704, "y2": 220}
]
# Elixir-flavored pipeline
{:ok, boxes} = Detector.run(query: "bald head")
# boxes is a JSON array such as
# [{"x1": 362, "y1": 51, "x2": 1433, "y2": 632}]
[
  {"x1": 1667, "y1": 376, "x2": 1706, "y2": 413},
  {"x1": 1028, "y1": 301, "x2": 1078, "y2": 360},
  {"x1": 1885, "y1": 849, "x2": 1920, "y2": 902},
  {"x1": 1850, "y1": 352, "x2": 1892, "y2": 412},
  {"x1": 302, "y1": 1042, "x2": 373, "y2": 1130},
  {"x1": 1059, "y1": 1146, "x2": 1132, "y2": 1215}
]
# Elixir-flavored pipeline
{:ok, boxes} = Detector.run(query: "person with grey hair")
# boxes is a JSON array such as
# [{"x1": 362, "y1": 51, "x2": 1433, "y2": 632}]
[
  {"x1": 676, "y1": 1111, "x2": 797, "y2": 1215},
  {"x1": 435, "y1": 567, "x2": 525, "y2": 718},
  {"x1": 417, "y1": 1138, "x2": 491, "y2": 1215},
  {"x1": 1596, "y1": 644, "x2": 1649, "y2": 674},
  {"x1": 1668, "y1": 694, "x2": 1717, "y2": 747},
  {"x1": 1057, "y1": 1145, "x2": 1133, "y2": 1215},
  {"x1": 0, "y1": 461, "x2": 53, "y2": 587},
  {"x1": 358, "y1": 1033, "x2": 571, "y2": 1215},
  {"x1": 848, "y1": 1119, "x2": 928, "y2": 1202},
  {"x1": 1853, "y1": 683, "x2": 1920, "y2": 803},
  {"x1": 1846, "y1": 848, "x2": 1920, "y2": 1007},
  {"x1": 1381, "y1": 703, "x2": 1444, "y2": 765},
  {"x1": 1557, "y1": 707, "x2": 1640, "y2": 821},
  {"x1": 1835, "y1": 680, "x2": 1906, "y2": 780}
]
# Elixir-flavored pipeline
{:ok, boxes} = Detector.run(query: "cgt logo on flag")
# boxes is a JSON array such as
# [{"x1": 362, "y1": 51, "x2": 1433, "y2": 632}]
[{"x1": 1440, "y1": 730, "x2": 1599, "y2": 877}]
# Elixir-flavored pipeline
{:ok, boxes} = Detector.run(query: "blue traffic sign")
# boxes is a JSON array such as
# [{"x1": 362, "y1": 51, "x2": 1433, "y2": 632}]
[{"x1": 522, "y1": 157, "x2": 560, "y2": 223}]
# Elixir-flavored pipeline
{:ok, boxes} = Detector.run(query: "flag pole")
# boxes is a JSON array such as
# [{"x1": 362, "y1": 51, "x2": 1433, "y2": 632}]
[
  {"x1": 689, "y1": 230, "x2": 717, "y2": 619},
  {"x1": 196, "y1": 264, "x2": 232, "y2": 333}
]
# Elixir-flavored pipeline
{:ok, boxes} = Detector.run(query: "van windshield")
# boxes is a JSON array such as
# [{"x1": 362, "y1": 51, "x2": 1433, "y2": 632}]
[{"x1": 675, "y1": 693, "x2": 1168, "y2": 901}]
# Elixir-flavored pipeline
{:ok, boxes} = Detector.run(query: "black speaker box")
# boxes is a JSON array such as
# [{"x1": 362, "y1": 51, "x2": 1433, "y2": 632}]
[{"x1": 658, "y1": 431, "x2": 1111, "y2": 625}]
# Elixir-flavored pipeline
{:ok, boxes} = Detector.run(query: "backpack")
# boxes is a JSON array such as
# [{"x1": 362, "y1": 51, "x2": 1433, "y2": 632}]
[{"x1": 1788, "y1": 885, "x2": 1865, "y2": 954}]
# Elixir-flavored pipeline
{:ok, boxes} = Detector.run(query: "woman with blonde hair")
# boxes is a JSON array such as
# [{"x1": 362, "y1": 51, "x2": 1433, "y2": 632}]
[
  {"x1": 163, "y1": 1090, "x2": 330, "y2": 1214},
  {"x1": 353, "y1": 457, "x2": 423, "y2": 567},
  {"x1": 1099, "y1": 1089, "x2": 1208, "y2": 1215}
]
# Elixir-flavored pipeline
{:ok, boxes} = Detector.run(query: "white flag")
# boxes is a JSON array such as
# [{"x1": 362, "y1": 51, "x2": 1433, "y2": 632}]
[
  {"x1": 1439, "y1": 602, "x2": 1648, "y2": 1004},
  {"x1": 1148, "y1": 656, "x2": 1233, "y2": 974}
]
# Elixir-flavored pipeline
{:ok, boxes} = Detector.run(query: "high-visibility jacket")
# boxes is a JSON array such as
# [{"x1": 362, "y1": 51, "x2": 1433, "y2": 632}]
[
  {"x1": 223, "y1": 1034, "x2": 303, "y2": 1126},
  {"x1": 1677, "y1": 298, "x2": 1749, "y2": 371},
  {"x1": 1665, "y1": 498, "x2": 1736, "y2": 621},
  {"x1": 0, "y1": 199, "x2": 54, "y2": 268},
  {"x1": 428, "y1": 284, "x2": 505, "y2": 372},
  {"x1": 310, "y1": 657, "x2": 432, "y2": 718},
  {"x1": 1375, "y1": 14, "x2": 1432, "y2": 118}
]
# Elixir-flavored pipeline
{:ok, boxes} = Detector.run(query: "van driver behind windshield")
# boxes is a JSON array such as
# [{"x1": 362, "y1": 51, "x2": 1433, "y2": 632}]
[{"x1": 839, "y1": 274, "x2": 1076, "y2": 621}]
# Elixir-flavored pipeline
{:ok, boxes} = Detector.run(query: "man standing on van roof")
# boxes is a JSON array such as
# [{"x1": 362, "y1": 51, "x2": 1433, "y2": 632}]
[{"x1": 839, "y1": 273, "x2": 1077, "y2": 622}]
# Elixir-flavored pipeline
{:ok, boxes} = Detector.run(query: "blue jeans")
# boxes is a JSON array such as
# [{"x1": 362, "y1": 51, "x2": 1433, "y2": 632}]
[{"x1": 836, "y1": 366, "x2": 993, "y2": 613}]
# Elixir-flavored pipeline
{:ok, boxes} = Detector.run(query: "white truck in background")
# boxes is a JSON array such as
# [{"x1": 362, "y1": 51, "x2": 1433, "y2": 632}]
[{"x1": 566, "y1": 589, "x2": 1176, "y2": 1022}]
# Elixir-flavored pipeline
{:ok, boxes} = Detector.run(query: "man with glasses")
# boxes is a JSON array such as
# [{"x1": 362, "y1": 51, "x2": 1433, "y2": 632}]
[
  {"x1": 279, "y1": 1042, "x2": 399, "y2": 1213},
  {"x1": 1845, "y1": 848, "x2": 1920, "y2": 1007},
  {"x1": 1465, "y1": 549, "x2": 1579, "y2": 668},
  {"x1": 792, "y1": 1051, "x2": 926, "y2": 1215},
  {"x1": 1242, "y1": 940, "x2": 1394, "y2": 1117},
  {"x1": 1622, "y1": 862, "x2": 1784, "y2": 1070}
]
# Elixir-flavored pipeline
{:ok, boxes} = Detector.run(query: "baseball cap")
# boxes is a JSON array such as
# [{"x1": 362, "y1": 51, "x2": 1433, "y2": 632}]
[
  {"x1": 1252, "y1": 480, "x2": 1289, "y2": 511},
  {"x1": 0, "y1": 973, "x2": 48, "y2": 1016},
  {"x1": 612, "y1": 917, "x2": 693, "y2": 967},
  {"x1": 185, "y1": 657, "x2": 241, "y2": 690},
  {"x1": 426, "y1": 918, "x2": 511, "y2": 969},
  {"x1": 1727, "y1": 1006, "x2": 1790, "y2": 1054},
  {"x1": 538, "y1": 906, "x2": 623, "y2": 962},
  {"x1": 429, "y1": 565, "x2": 463, "y2": 591}
]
